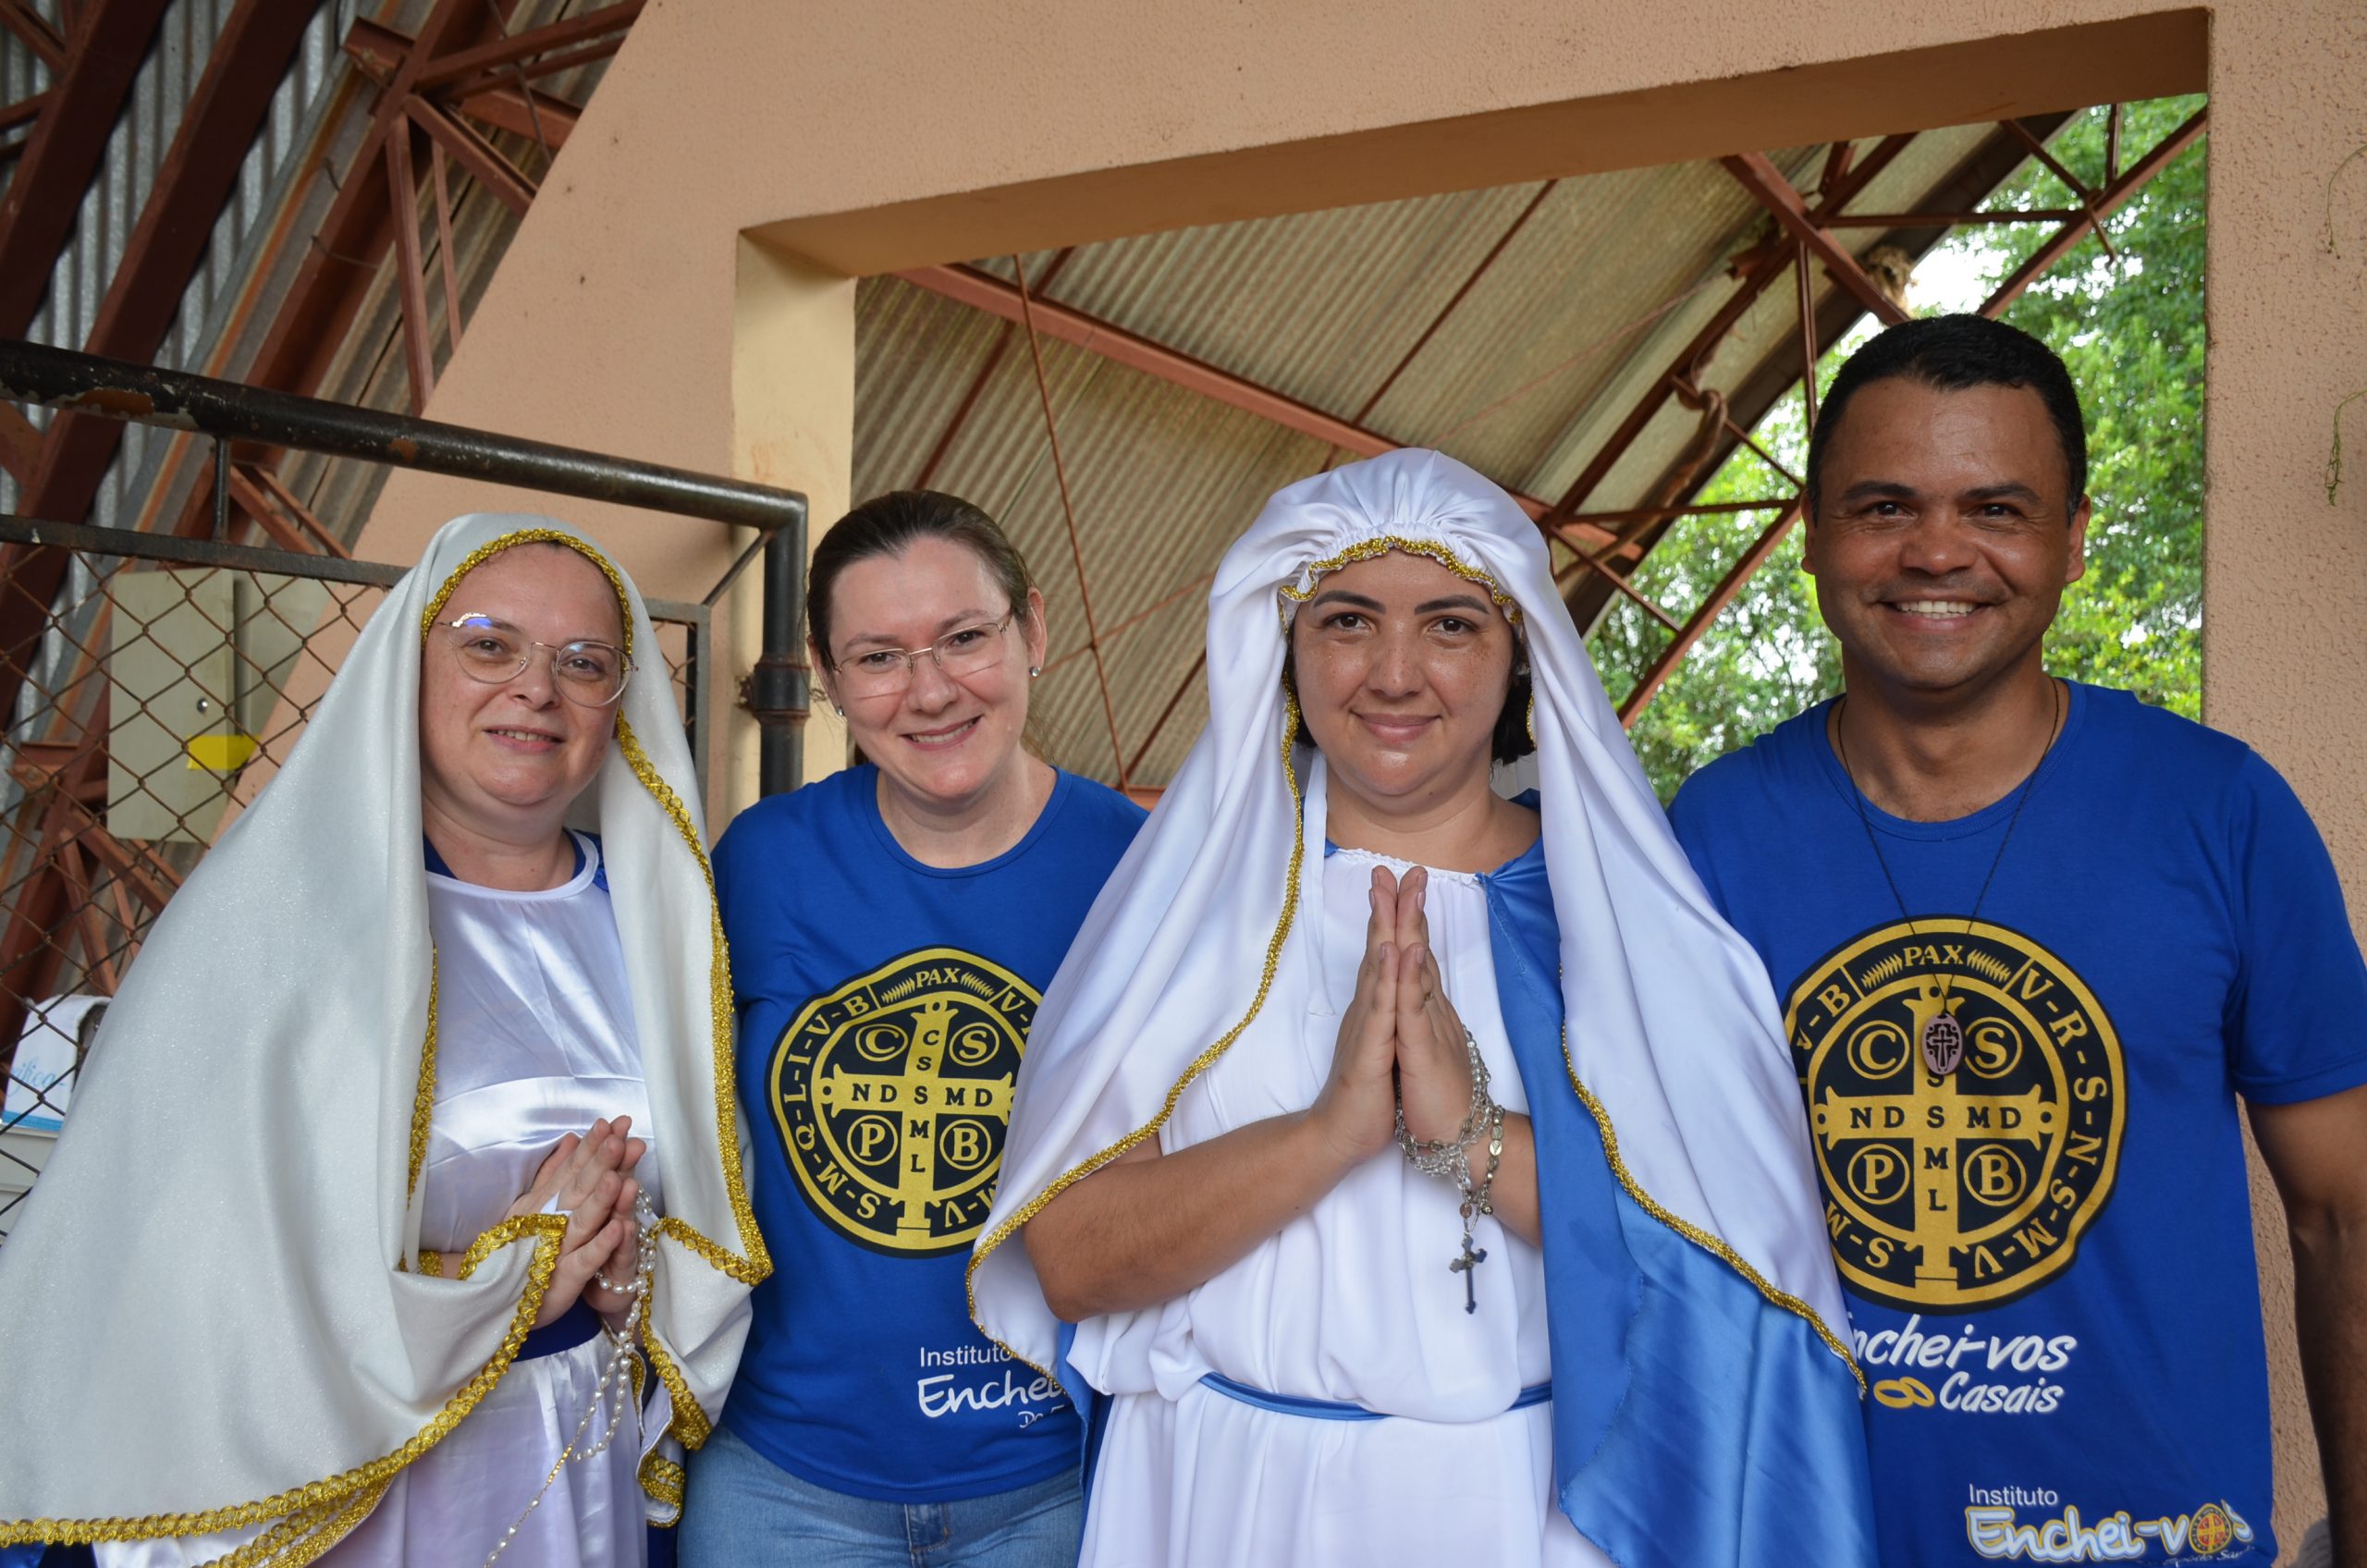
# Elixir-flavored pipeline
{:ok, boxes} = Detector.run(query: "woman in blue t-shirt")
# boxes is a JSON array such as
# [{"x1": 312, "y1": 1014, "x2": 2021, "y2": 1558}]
[{"x1": 681, "y1": 492, "x2": 1145, "y2": 1566}]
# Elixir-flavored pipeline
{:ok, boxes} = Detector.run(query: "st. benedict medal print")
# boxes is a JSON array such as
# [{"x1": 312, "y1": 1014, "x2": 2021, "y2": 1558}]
[
  {"x1": 1784, "y1": 918, "x2": 2126, "y2": 1310},
  {"x1": 769, "y1": 947, "x2": 1035, "y2": 1256}
]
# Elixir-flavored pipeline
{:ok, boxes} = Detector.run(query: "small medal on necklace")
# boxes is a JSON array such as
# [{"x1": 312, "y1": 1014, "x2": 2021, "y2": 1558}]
[{"x1": 1920, "y1": 1010, "x2": 1965, "y2": 1075}]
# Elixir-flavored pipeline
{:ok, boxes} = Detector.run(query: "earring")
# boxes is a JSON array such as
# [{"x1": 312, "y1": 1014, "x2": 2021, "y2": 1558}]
[{"x1": 1028, "y1": 666, "x2": 1041, "y2": 679}]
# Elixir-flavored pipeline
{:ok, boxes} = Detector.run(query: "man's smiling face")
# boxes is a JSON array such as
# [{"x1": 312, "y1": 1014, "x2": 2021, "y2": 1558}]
[{"x1": 1805, "y1": 376, "x2": 2090, "y2": 703}]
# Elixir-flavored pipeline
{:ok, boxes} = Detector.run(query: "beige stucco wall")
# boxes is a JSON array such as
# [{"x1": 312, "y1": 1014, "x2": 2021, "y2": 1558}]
[{"x1": 350, "y1": 0, "x2": 2365, "y2": 1550}]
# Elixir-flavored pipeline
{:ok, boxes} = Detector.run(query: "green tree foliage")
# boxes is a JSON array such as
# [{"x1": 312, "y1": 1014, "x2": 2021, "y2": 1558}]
[{"x1": 1589, "y1": 97, "x2": 2208, "y2": 799}]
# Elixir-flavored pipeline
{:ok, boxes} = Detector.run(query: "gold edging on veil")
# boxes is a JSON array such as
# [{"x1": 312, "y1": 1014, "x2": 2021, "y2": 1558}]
[
  {"x1": 0, "y1": 530, "x2": 767, "y2": 1550},
  {"x1": 963, "y1": 692, "x2": 1310, "y2": 1391},
  {"x1": 961, "y1": 533, "x2": 1861, "y2": 1396}
]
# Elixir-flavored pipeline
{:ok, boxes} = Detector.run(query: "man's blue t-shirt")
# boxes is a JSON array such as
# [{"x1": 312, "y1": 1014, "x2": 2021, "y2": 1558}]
[
  {"x1": 1668, "y1": 683, "x2": 2367, "y2": 1567},
  {"x1": 712, "y1": 765, "x2": 1144, "y2": 1502}
]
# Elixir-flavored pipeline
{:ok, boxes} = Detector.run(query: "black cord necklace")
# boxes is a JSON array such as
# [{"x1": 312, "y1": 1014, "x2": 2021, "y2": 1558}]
[{"x1": 1833, "y1": 678, "x2": 2066, "y2": 1076}]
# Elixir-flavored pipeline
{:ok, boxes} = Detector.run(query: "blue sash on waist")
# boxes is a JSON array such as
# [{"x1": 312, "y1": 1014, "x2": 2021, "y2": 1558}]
[
  {"x1": 518, "y1": 1298, "x2": 605, "y2": 1361},
  {"x1": 1197, "y1": 1371, "x2": 1551, "y2": 1421}
]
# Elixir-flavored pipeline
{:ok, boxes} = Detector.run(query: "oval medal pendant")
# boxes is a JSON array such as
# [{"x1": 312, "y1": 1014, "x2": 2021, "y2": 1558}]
[{"x1": 1921, "y1": 1012, "x2": 1965, "y2": 1076}]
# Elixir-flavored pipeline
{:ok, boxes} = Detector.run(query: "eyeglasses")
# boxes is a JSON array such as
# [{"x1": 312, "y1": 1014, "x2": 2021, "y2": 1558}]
[
  {"x1": 829, "y1": 612, "x2": 1017, "y2": 699},
  {"x1": 438, "y1": 613, "x2": 632, "y2": 706}
]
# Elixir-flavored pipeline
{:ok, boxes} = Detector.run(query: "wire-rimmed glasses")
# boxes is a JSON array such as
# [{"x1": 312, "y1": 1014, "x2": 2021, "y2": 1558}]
[
  {"x1": 829, "y1": 611, "x2": 1018, "y2": 699},
  {"x1": 437, "y1": 613, "x2": 633, "y2": 706}
]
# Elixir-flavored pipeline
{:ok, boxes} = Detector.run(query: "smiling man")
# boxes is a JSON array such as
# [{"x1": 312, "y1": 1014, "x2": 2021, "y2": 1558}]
[{"x1": 1668, "y1": 314, "x2": 2367, "y2": 1567}]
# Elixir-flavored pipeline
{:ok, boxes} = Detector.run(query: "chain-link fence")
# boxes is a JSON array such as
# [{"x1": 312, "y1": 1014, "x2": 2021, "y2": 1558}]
[{"x1": 0, "y1": 514, "x2": 712, "y2": 1239}]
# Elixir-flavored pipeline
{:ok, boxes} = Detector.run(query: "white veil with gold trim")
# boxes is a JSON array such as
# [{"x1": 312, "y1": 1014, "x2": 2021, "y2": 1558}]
[
  {"x1": 971, "y1": 449, "x2": 1852, "y2": 1389},
  {"x1": 0, "y1": 514, "x2": 766, "y2": 1556}
]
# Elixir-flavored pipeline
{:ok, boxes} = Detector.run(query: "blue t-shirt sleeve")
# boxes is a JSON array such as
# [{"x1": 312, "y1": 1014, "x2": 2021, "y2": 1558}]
[
  {"x1": 1666, "y1": 771, "x2": 1735, "y2": 919},
  {"x1": 2225, "y1": 752, "x2": 2367, "y2": 1103}
]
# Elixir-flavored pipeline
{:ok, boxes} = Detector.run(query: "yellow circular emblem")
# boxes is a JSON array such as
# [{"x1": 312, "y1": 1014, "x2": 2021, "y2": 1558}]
[
  {"x1": 1783, "y1": 917, "x2": 2125, "y2": 1310},
  {"x1": 769, "y1": 946, "x2": 1036, "y2": 1256}
]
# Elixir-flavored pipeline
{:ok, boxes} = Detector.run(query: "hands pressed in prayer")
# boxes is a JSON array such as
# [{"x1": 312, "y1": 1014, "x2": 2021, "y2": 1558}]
[
  {"x1": 1384, "y1": 865, "x2": 1485, "y2": 1150},
  {"x1": 1309, "y1": 864, "x2": 1481, "y2": 1163},
  {"x1": 506, "y1": 1115, "x2": 645, "y2": 1326}
]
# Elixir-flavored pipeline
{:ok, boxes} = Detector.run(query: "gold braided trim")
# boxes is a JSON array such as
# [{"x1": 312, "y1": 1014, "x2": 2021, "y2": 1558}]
[
  {"x1": 1557, "y1": 1037, "x2": 1864, "y2": 1390},
  {"x1": 1275, "y1": 534, "x2": 1523, "y2": 624},
  {"x1": 203, "y1": 1476, "x2": 388, "y2": 1568},
  {"x1": 615, "y1": 716, "x2": 771, "y2": 1286},
  {"x1": 641, "y1": 1455, "x2": 687, "y2": 1513},
  {"x1": 0, "y1": 1217, "x2": 565, "y2": 1547},
  {"x1": 419, "y1": 528, "x2": 636, "y2": 664},
  {"x1": 406, "y1": 958, "x2": 438, "y2": 1204},
  {"x1": 964, "y1": 697, "x2": 1310, "y2": 1390},
  {"x1": 413, "y1": 1249, "x2": 445, "y2": 1280},
  {"x1": 641, "y1": 1321, "x2": 711, "y2": 1449}
]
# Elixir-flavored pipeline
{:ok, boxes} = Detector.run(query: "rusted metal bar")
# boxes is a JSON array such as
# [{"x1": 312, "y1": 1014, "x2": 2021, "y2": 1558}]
[
  {"x1": 0, "y1": 402, "x2": 36, "y2": 483},
  {"x1": 1719, "y1": 152, "x2": 1911, "y2": 328},
  {"x1": 385, "y1": 127, "x2": 438, "y2": 411},
  {"x1": 1124, "y1": 649, "x2": 1207, "y2": 784},
  {"x1": 898, "y1": 263, "x2": 1574, "y2": 530},
  {"x1": 911, "y1": 249, "x2": 1074, "y2": 492},
  {"x1": 1618, "y1": 496, "x2": 1805, "y2": 727},
  {"x1": 239, "y1": 462, "x2": 351, "y2": 559},
  {"x1": 345, "y1": 16, "x2": 582, "y2": 150},
  {"x1": 1819, "y1": 209, "x2": 2083, "y2": 227},
  {"x1": 1796, "y1": 244, "x2": 1821, "y2": 434},
  {"x1": 0, "y1": 1, "x2": 66, "y2": 73},
  {"x1": 1817, "y1": 139, "x2": 1856, "y2": 201},
  {"x1": 429, "y1": 141, "x2": 464, "y2": 349},
  {"x1": 1981, "y1": 105, "x2": 2206, "y2": 315},
  {"x1": 0, "y1": 343, "x2": 809, "y2": 534},
  {"x1": 0, "y1": 91, "x2": 49, "y2": 133},
  {"x1": 0, "y1": 0, "x2": 177, "y2": 336},
  {"x1": 2001, "y1": 116, "x2": 2093, "y2": 200},
  {"x1": 440, "y1": 33, "x2": 629, "y2": 100},
  {"x1": 1542, "y1": 133, "x2": 1914, "y2": 525},
  {"x1": 1352, "y1": 179, "x2": 1558, "y2": 425},
  {"x1": 404, "y1": 95, "x2": 537, "y2": 217},
  {"x1": 1551, "y1": 531, "x2": 1684, "y2": 631},
  {"x1": 2105, "y1": 104, "x2": 2122, "y2": 185},
  {"x1": 414, "y1": 0, "x2": 644, "y2": 91},
  {"x1": 1564, "y1": 497, "x2": 1796, "y2": 528}
]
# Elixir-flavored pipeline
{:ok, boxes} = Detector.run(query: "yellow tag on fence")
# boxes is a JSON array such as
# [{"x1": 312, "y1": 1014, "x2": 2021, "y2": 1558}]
[{"x1": 185, "y1": 733, "x2": 261, "y2": 772}]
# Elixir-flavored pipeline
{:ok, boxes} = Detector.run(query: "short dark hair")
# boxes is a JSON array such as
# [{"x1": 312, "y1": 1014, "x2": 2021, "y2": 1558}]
[
  {"x1": 1284, "y1": 631, "x2": 1536, "y2": 767},
  {"x1": 1808, "y1": 313, "x2": 2088, "y2": 517},
  {"x1": 808, "y1": 490, "x2": 1037, "y2": 666}
]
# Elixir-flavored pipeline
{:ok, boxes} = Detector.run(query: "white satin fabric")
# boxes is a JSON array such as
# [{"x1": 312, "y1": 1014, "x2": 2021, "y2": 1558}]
[
  {"x1": 104, "y1": 841, "x2": 662, "y2": 1568},
  {"x1": 975, "y1": 447, "x2": 1851, "y2": 1415},
  {"x1": 1078, "y1": 845, "x2": 1600, "y2": 1566},
  {"x1": 0, "y1": 515, "x2": 764, "y2": 1561}
]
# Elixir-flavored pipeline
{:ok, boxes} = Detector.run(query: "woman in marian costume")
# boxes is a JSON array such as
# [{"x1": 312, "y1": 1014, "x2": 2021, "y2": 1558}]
[
  {"x1": 0, "y1": 515, "x2": 767, "y2": 1566},
  {"x1": 971, "y1": 448, "x2": 1877, "y2": 1567}
]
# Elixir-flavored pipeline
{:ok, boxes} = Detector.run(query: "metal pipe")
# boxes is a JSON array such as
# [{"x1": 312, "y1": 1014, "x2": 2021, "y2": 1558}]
[
  {"x1": 750, "y1": 520, "x2": 809, "y2": 794},
  {"x1": 0, "y1": 337, "x2": 808, "y2": 535}
]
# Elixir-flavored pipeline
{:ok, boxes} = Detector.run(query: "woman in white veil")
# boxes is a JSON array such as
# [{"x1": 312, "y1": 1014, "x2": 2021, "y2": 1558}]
[
  {"x1": 0, "y1": 515, "x2": 766, "y2": 1565},
  {"x1": 973, "y1": 450, "x2": 1875, "y2": 1566}
]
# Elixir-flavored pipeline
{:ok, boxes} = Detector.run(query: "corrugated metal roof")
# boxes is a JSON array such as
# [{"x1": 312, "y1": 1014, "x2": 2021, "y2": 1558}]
[{"x1": 854, "y1": 119, "x2": 2050, "y2": 787}]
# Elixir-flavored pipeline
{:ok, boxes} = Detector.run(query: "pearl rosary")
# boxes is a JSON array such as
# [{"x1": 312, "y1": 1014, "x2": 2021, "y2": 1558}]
[{"x1": 483, "y1": 1190, "x2": 659, "y2": 1566}]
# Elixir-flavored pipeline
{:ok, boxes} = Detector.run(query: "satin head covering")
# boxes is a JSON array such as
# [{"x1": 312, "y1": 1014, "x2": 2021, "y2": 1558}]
[
  {"x1": 0, "y1": 515, "x2": 767, "y2": 1558},
  {"x1": 971, "y1": 449, "x2": 1867, "y2": 1560}
]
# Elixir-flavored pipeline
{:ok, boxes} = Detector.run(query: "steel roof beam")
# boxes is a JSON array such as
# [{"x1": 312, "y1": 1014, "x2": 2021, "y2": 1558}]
[
  {"x1": 1981, "y1": 104, "x2": 2206, "y2": 314},
  {"x1": 0, "y1": 0, "x2": 324, "y2": 727},
  {"x1": 413, "y1": 0, "x2": 644, "y2": 92},
  {"x1": 0, "y1": 0, "x2": 175, "y2": 337},
  {"x1": 895, "y1": 262, "x2": 1594, "y2": 540},
  {"x1": 1719, "y1": 152, "x2": 1913, "y2": 329},
  {"x1": 1540, "y1": 134, "x2": 1915, "y2": 533}
]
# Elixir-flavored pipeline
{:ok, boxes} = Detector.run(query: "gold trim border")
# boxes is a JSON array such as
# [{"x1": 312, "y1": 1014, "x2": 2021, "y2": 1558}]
[
  {"x1": 961, "y1": 532, "x2": 1858, "y2": 1399},
  {"x1": 0, "y1": 1218, "x2": 565, "y2": 1549},
  {"x1": 964, "y1": 694, "x2": 1309, "y2": 1390}
]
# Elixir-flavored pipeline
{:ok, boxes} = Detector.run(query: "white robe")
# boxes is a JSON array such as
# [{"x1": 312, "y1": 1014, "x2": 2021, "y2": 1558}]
[
  {"x1": 1072, "y1": 848, "x2": 1609, "y2": 1567},
  {"x1": 104, "y1": 838, "x2": 660, "y2": 1568}
]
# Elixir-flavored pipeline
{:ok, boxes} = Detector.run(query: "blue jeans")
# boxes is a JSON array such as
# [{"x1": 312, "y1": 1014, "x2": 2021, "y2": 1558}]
[{"x1": 676, "y1": 1424, "x2": 1083, "y2": 1568}]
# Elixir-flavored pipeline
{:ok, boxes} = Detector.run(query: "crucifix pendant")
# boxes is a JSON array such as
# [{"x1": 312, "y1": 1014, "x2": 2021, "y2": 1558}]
[
  {"x1": 1450, "y1": 1238, "x2": 1489, "y2": 1314},
  {"x1": 1920, "y1": 1011, "x2": 1965, "y2": 1076}
]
